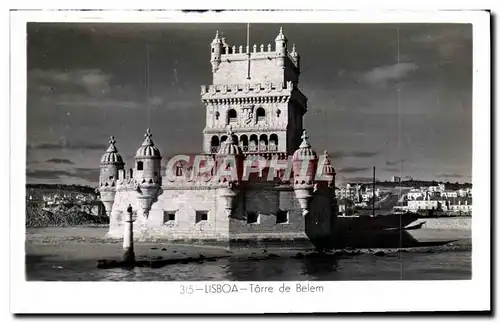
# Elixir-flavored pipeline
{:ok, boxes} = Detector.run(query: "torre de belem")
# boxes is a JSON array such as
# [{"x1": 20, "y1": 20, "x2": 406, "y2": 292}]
[{"x1": 98, "y1": 28, "x2": 339, "y2": 247}]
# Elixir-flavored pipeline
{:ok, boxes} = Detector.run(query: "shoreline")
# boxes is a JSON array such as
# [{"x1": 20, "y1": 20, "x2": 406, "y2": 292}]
[{"x1": 25, "y1": 226, "x2": 472, "y2": 267}]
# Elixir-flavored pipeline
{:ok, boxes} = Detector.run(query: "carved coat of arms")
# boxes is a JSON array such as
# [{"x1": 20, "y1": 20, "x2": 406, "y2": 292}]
[{"x1": 243, "y1": 105, "x2": 254, "y2": 125}]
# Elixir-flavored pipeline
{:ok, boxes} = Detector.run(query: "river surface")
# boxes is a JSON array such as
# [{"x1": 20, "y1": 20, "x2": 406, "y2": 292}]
[{"x1": 26, "y1": 251, "x2": 471, "y2": 281}]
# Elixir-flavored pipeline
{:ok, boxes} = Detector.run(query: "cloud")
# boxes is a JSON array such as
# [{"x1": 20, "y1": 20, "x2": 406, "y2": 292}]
[
  {"x1": 386, "y1": 159, "x2": 405, "y2": 166},
  {"x1": 74, "y1": 168, "x2": 100, "y2": 183},
  {"x1": 409, "y1": 26, "x2": 472, "y2": 64},
  {"x1": 26, "y1": 169, "x2": 74, "y2": 180},
  {"x1": 328, "y1": 150, "x2": 379, "y2": 160},
  {"x1": 363, "y1": 62, "x2": 419, "y2": 85},
  {"x1": 26, "y1": 168, "x2": 99, "y2": 183},
  {"x1": 28, "y1": 68, "x2": 112, "y2": 97},
  {"x1": 45, "y1": 158, "x2": 75, "y2": 165},
  {"x1": 338, "y1": 167, "x2": 370, "y2": 174},
  {"x1": 384, "y1": 167, "x2": 401, "y2": 173},
  {"x1": 437, "y1": 173, "x2": 463, "y2": 179},
  {"x1": 28, "y1": 139, "x2": 107, "y2": 151}
]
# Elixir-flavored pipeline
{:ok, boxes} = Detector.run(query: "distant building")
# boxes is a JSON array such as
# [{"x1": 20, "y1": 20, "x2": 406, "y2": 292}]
[
  {"x1": 391, "y1": 176, "x2": 401, "y2": 183},
  {"x1": 407, "y1": 189, "x2": 425, "y2": 200},
  {"x1": 444, "y1": 197, "x2": 472, "y2": 214},
  {"x1": 406, "y1": 195, "x2": 472, "y2": 215},
  {"x1": 441, "y1": 190, "x2": 458, "y2": 198}
]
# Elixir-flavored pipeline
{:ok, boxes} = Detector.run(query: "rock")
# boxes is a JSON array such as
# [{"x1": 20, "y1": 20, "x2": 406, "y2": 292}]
[
  {"x1": 293, "y1": 252, "x2": 305, "y2": 259},
  {"x1": 161, "y1": 248, "x2": 167, "y2": 251},
  {"x1": 374, "y1": 251, "x2": 385, "y2": 257}
]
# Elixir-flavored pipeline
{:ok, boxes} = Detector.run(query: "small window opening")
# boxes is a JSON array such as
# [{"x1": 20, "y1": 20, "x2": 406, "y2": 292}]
[
  {"x1": 196, "y1": 211, "x2": 208, "y2": 223},
  {"x1": 137, "y1": 161, "x2": 144, "y2": 171},
  {"x1": 247, "y1": 211, "x2": 259, "y2": 224},
  {"x1": 163, "y1": 211, "x2": 176, "y2": 223},
  {"x1": 276, "y1": 210, "x2": 289, "y2": 224}
]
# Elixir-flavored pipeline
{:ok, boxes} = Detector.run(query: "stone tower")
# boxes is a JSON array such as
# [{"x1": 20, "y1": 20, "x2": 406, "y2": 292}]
[
  {"x1": 201, "y1": 27, "x2": 308, "y2": 156},
  {"x1": 98, "y1": 136, "x2": 124, "y2": 216},
  {"x1": 134, "y1": 128, "x2": 162, "y2": 218}
]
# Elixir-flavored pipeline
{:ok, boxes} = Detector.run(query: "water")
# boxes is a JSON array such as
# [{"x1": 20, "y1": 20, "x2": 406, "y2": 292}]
[{"x1": 26, "y1": 251, "x2": 471, "y2": 281}]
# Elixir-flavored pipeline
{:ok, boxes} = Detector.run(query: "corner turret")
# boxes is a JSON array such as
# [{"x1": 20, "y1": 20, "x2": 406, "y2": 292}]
[
  {"x1": 292, "y1": 130, "x2": 318, "y2": 216},
  {"x1": 134, "y1": 128, "x2": 162, "y2": 218},
  {"x1": 98, "y1": 136, "x2": 124, "y2": 216},
  {"x1": 211, "y1": 31, "x2": 222, "y2": 73},
  {"x1": 215, "y1": 126, "x2": 244, "y2": 217},
  {"x1": 290, "y1": 43, "x2": 300, "y2": 71},
  {"x1": 275, "y1": 27, "x2": 288, "y2": 68}
]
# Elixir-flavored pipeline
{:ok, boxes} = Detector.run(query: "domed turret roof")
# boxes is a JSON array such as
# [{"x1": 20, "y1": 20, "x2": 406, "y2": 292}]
[
  {"x1": 217, "y1": 126, "x2": 243, "y2": 156},
  {"x1": 292, "y1": 130, "x2": 317, "y2": 161},
  {"x1": 135, "y1": 128, "x2": 161, "y2": 159},
  {"x1": 321, "y1": 151, "x2": 335, "y2": 176},
  {"x1": 100, "y1": 136, "x2": 124, "y2": 165},
  {"x1": 275, "y1": 27, "x2": 287, "y2": 42},
  {"x1": 211, "y1": 30, "x2": 222, "y2": 45}
]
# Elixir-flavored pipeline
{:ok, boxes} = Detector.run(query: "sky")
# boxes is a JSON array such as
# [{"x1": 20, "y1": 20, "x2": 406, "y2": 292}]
[{"x1": 26, "y1": 22, "x2": 472, "y2": 187}]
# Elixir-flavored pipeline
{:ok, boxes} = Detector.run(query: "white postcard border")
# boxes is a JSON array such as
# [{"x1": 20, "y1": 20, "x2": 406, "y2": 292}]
[{"x1": 9, "y1": 9, "x2": 490, "y2": 314}]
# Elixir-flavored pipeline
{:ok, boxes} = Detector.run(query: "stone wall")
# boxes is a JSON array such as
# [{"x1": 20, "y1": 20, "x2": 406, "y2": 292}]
[
  {"x1": 229, "y1": 187, "x2": 307, "y2": 239},
  {"x1": 107, "y1": 183, "x2": 336, "y2": 243},
  {"x1": 213, "y1": 55, "x2": 297, "y2": 85}
]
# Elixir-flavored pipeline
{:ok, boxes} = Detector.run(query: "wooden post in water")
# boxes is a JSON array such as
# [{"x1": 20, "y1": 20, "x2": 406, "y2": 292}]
[{"x1": 123, "y1": 204, "x2": 135, "y2": 264}]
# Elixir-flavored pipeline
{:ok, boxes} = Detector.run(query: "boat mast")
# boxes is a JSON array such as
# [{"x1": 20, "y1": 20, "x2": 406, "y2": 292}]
[{"x1": 372, "y1": 166, "x2": 376, "y2": 217}]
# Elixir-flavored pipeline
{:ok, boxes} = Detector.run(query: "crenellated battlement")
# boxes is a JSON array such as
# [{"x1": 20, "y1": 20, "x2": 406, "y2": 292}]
[
  {"x1": 210, "y1": 28, "x2": 300, "y2": 83},
  {"x1": 219, "y1": 43, "x2": 297, "y2": 63}
]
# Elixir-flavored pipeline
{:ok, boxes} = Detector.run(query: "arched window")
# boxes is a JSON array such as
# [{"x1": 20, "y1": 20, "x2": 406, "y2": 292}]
[
  {"x1": 259, "y1": 134, "x2": 268, "y2": 151},
  {"x1": 227, "y1": 109, "x2": 237, "y2": 124},
  {"x1": 256, "y1": 107, "x2": 266, "y2": 122},
  {"x1": 137, "y1": 161, "x2": 144, "y2": 171},
  {"x1": 240, "y1": 135, "x2": 249, "y2": 152},
  {"x1": 232, "y1": 134, "x2": 239, "y2": 145},
  {"x1": 269, "y1": 134, "x2": 278, "y2": 151},
  {"x1": 210, "y1": 136, "x2": 220, "y2": 153},
  {"x1": 249, "y1": 134, "x2": 258, "y2": 152},
  {"x1": 220, "y1": 135, "x2": 228, "y2": 143}
]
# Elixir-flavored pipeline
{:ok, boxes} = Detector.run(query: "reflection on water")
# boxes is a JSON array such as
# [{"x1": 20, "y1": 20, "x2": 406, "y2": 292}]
[{"x1": 26, "y1": 251, "x2": 471, "y2": 281}]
